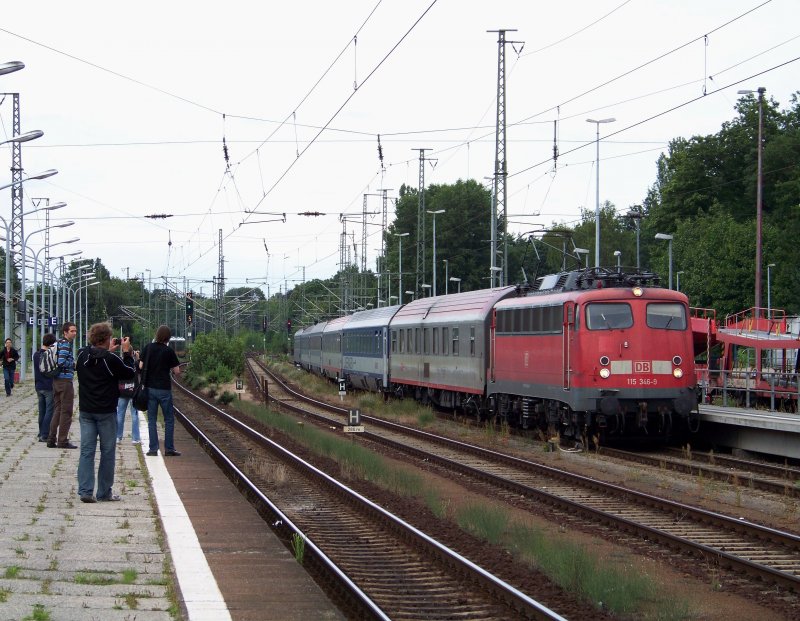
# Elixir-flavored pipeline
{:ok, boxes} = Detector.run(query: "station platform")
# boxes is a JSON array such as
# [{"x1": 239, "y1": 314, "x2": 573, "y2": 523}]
[
  {"x1": 697, "y1": 403, "x2": 800, "y2": 459},
  {"x1": 0, "y1": 381, "x2": 341, "y2": 621}
]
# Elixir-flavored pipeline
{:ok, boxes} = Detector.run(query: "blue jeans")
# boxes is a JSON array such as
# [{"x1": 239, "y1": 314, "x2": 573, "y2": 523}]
[
  {"x1": 37, "y1": 389, "x2": 55, "y2": 440},
  {"x1": 3, "y1": 367, "x2": 14, "y2": 395},
  {"x1": 147, "y1": 387, "x2": 175, "y2": 453},
  {"x1": 116, "y1": 397, "x2": 141, "y2": 442},
  {"x1": 77, "y1": 411, "x2": 117, "y2": 500}
]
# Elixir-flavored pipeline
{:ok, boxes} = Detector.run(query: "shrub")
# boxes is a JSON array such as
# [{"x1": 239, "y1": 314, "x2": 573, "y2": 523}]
[{"x1": 219, "y1": 391, "x2": 236, "y2": 405}]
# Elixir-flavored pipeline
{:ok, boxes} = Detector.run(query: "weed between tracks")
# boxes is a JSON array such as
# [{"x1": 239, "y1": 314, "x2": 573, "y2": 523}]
[{"x1": 235, "y1": 396, "x2": 691, "y2": 618}]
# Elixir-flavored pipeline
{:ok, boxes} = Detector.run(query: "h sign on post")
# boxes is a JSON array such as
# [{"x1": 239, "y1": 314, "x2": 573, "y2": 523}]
[{"x1": 344, "y1": 408, "x2": 364, "y2": 433}]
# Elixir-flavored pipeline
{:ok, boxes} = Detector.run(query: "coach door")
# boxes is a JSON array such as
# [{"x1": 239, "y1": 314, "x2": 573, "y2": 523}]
[{"x1": 563, "y1": 303, "x2": 575, "y2": 390}]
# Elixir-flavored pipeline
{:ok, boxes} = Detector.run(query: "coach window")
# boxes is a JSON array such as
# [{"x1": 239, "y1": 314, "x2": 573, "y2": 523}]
[
  {"x1": 392, "y1": 330, "x2": 397, "y2": 353},
  {"x1": 586, "y1": 303, "x2": 633, "y2": 330},
  {"x1": 423, "y1": 328, "x2": 430, "y2": 355},
  {"x1": 415, "y1": 328, "x2": 421, "y2": 354},
  {"x1": 646, "y1": 303, "x2": 687, "y2": 330},
  {"x1": 470, "y1": 326, "x2": 476, "y2": 356},
  {"x1": 452, "y1": 327, "x2": 459, "y2": 356},
  {"x1": 407, "y1": 328, "x2": 412, "y2": 353},
  {"x1": 433, "y1": 327, "x2": 439, "y2": 354},
  {"x1": 442, "y1": 327, "x2": 449, "y2": 355}
]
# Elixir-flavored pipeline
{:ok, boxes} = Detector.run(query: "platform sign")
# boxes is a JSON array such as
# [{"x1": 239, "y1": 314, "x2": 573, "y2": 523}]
[
  {"x1": 338, "y1": 378, "x2": 346, "y2": 400},
  {"x1": 344, "y1": 408, "x2": 364, "y2": 433},
  {"x1": 235, "y1": 379, "x2": 244, "y2": 392}
]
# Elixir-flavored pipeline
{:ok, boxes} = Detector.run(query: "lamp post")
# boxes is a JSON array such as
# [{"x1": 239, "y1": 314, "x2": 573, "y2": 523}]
[
  {"x1": 421, "y1": 284, "x2": 431, "y2": 297},
  {"x1": 613, "y1": 250, "x2": 621, "y2": 270},
  {"x1": 443, "y1": 259, "x2": 449, "y2": 295},
  {"x1": 20, "y1": 220, "x2": 75, "y2": 381},
  {"x1": 404, "y1": 290, "x2": 415, "y2": 301},
  {"x1": 426, "y1": 209, "x2": 445, "y2": 296},
  {"x1": 28, "y1": 240, "x2": 78, "y2": 366},
  {"x1": 676, "y1": 271, "x2": 684, "y2": 292},
  {"x1": 490, "y1": 266, "x2": 503, "y2": 287},
  {"x1": 655, "y1": 233, "x2": 674, "y2": 289},
  {"x1": 449, "y1": 277, "x2": 461, "y2": 294},
  {"x1": 737, "y1": 87, "x2": 766, "y2": 312},
  {"x1": 767, "y1": 263, "x2": 775, "y2": 319},
  {"x1": 392, "y1": 232, "x2": 409, "y2": 304},
  {"x1": 586, "y1": 117, "x2": 616, "y2": 266},
  {"x1": 1, "y1": 169, "x2": 55, "y2": 341}
]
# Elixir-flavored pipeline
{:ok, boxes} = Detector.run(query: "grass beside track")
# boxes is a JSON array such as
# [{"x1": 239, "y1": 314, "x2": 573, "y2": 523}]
[{"x1": 231, "y1": 366, "x2": 693, "y2": 619}]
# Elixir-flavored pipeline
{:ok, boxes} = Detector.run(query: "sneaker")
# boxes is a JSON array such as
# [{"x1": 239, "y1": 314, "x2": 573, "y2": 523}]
[
  {"x1": 131, "y1": 440, "x2": 141, "y2": 445},
  {"x1": 146, "y1": 450, "x2": 158, "y2": 456},
  {"x1": 38, "y1": 437, "x2": 47, "y2": 443},
  {"x1": 117, "y1": 438, "x2": 122, "y2": 444},
  {"x1": 46, "y1": 441, "x2": 56, "y2": 448},
  {"x1": 57, "y1": 443, "x2": 78, "y2": 449},
  {"x1": 97, "y1": 494, "x2": 121, "y2": 502},
  {"x1": 164, "y1": 450, "x2": 181, "y2": 456},
  {"x1": 80, "y1": 496, "x2": 96, "y2": 504}
]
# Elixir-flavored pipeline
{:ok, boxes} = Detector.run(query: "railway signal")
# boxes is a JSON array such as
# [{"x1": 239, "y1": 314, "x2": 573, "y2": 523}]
[{"x1": 185, "y1": 292, "x2": 194, "y2": 324}]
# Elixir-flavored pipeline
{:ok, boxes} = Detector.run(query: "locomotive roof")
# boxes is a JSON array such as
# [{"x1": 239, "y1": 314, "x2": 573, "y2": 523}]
[
  {"x1": 527, "y1": 267, "x2": 662, "y2": 294},
  {"x1": 343, "y1": 304, "x2": 402, "y2": 330},
  {"x1": 391, "y1": 286, "x2": 517, "y2": 326}
]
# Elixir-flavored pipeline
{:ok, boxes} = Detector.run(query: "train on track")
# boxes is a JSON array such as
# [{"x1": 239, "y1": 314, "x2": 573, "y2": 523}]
[{"x1": 293, "y1": 267, "x2": 699, "y2": 445}]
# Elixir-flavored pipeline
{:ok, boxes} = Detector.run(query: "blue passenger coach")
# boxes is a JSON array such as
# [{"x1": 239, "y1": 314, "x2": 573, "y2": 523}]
[{"x1": 342, "y1": 305, "x2": 402, "y2": 391}]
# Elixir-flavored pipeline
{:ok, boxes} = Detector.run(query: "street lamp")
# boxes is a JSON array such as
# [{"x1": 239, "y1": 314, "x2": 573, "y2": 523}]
[
  {"x1": 655, "y1": 233, "x2": 674, "y2": 289},
  {"x1": 404, "y1": 290, "x2": 415, "y2": 301},
  {"x1": 443, "y1": 259, "x2": 449, "y2": 295},
  {"x1": 29, "y1": 239, "x2": 79, "y2": 362},
  {"x1": 1, "y1": 169, "x2": 57, "y2": 340},
  {"x1": 625, "y1": 207, "x2": 643, "y2": 269},
  {"x1": 676, "y1": 271, "x2": 684, "y2": 292},
  {"x1": 0, "y1": 130, "x2": 44, "y2": 146},
  {"x1": 392, "y1": 232, "x2": 410, "y2": 304},
  {"x1": 767, "y1": 263, "x2": 775, "y2": 319},
  {"x1": 613, "y1": 250, "x2": 621, "y2": 270},
  {"x1": 449, "y1": 276, "x2": 461, "y2": 294},
  {"x1": 586, "y1": 117, "x2": 616, "y2": 267},
  {"x1": 427, "y1": 209, "x2": 445, "y2": 296},
  {"x1": 20, "y1": 220, "x2": 75, "y2": 381},
  {"x1": 0, "y1": 61, "x2": 25, "y2": 76},
  {"x1": 738, "y1": 87, "x2": 766, "y2": 312},
  {"x1": 421, "y1": 284, "x2": 431, "y2": 297},
  {"x1": 490, "y1": 266, "x2": 503, "y2": 287}
]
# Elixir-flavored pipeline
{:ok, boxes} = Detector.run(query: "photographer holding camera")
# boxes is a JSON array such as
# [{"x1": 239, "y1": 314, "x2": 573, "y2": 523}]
[{"x1": 75, "y1": 323, "x2": 136, "y2": 503}]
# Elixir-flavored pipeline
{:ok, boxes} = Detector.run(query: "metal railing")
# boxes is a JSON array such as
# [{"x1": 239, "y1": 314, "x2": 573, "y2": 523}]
[{"x1": 697, "y1": 366, "x2": 800, "y2": 411}]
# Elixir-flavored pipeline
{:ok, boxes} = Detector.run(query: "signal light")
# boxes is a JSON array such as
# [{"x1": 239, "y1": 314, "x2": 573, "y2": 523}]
[{"x1": 286, "y1": 319, "x2": 292, "y2": 333}]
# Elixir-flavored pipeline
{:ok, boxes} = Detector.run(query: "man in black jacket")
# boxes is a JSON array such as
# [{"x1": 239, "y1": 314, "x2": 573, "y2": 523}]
[{"x1": 76, "y1": 323, "x2": 136, "y2": 503}]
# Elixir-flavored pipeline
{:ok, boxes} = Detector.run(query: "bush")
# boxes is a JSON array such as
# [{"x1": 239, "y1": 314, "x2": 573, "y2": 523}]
[
  {"x1": 207, "y1": 384, "x2": 218, "y2": 398},
  {"x1": 219, "y1": 391, "x2": 236, "y2": 405}
]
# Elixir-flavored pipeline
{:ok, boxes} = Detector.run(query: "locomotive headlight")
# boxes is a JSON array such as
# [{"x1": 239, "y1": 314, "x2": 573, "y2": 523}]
[
  {"x1": 599, "y1": 356, "x2": 610, "y2": 366},
  {"x1": 673, "y1": 368, "x2": 684, "y2": 378},
  {"x1": 632, "y1": 287, "x2": 644, "y2": 297},
  {"x1": 672, "y1": 355, "x2": 682, "y2": 365},
  {"x1": 599, "y1": 368, "x2": 611, "y2": 379}
]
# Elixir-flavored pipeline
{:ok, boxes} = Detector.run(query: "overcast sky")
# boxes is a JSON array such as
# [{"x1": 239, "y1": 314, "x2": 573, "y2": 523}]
[{"x1": 2, "y1": 0, "x2": 797, "y2": 298}]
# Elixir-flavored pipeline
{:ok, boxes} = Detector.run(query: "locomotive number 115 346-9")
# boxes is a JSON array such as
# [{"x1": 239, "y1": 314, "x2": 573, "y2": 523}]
[{"x1": 627, "y1": 377, "x2": 658, "y2": 386}]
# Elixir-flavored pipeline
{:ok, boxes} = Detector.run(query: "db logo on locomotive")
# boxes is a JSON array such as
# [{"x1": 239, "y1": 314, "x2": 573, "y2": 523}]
[{"x1": 634, "y1": 361, "x2": 652, "y2": 374}]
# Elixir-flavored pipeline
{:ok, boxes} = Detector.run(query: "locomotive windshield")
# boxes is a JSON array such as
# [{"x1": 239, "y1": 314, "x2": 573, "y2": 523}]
[
  {"x1": 646, "y1": 303, "x2": 687, "y2": 330},
  {"x1": 585, "y1": 303, "x2": 633, "y2": 330}
]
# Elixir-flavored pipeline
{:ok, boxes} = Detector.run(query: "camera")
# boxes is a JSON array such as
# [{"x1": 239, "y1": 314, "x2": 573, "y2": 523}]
[{"x1": 113, "y1": 338, "x2": 121, "y2": 346}]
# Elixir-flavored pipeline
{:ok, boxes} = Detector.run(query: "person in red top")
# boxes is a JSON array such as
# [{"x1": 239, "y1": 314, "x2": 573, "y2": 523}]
[
  {"x1": 3, "y1": 338, "x2": 20, "y2": 397},
  {"x1": 140, "y1": 325, "x2": 182, "y2": 456}
]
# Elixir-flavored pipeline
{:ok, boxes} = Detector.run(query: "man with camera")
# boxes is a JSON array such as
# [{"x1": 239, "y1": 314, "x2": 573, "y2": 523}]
[{"x1": 75, "y1": 323, "x2": 136, "y2": 503}]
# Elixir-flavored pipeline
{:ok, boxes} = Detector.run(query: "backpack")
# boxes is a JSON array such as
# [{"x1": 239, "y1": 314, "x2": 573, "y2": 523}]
[{"x1": 39, "y1": 345, "x2": 61, "y2": 379}]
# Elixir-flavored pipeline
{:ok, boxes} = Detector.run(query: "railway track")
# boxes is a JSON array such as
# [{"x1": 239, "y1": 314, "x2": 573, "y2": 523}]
[
  {"x1": 171, "y1": 379, "x2": 568, "y2": 620},
  {"x1": 596, "y1": 446, "x2": 800, "y2": 499},
  {"x1": 250, "y1": 358, "x2": 800, "y2": 597}
]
